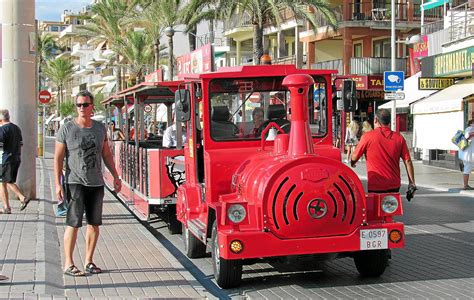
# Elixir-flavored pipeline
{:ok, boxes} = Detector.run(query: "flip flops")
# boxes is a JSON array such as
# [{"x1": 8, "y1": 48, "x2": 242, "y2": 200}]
[
  {"x1": 64, "y1": 265, "x2": 85, "y2": 277},
  {"x1": 0, "y1": 207, "x2": 11, "y2": 214},
  {"x1": 19, "y1": 198, "x2": 30, "y2": 211},
  {"x1": 85, "y1": 262, "x2": 102, "y2": 274}
]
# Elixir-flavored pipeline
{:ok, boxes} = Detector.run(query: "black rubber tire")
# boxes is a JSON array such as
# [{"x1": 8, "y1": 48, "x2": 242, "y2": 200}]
[
  {"x1": 167, "y1": 205, "x2": 182, "y2": 234},
  {"x1": 182, "y1": 223, "x2": 206, "y2": 258},
  {"x1": 354, "y1": 249, "x2": 389, "y2": 277},
  {"x1": 211, "y1": 221, "x2": 242, "y2": 289}
]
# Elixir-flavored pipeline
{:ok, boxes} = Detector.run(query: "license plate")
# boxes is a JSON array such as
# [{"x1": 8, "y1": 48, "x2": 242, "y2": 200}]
[{"x1": 360, "y1": 229, "x2": 388, "y2": 250}]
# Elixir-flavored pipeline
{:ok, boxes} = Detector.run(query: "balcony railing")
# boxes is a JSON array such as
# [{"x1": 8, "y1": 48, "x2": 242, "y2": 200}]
[
  {"x1": 273, "y1": 55, "x2": 296, "y2": 65},
  {"x1": 312, "y1": 59, "x2": 343, "y2": 74},
  {"x1": 224, "y1": 13, "x2": 252, "y2": 31},
  {"x1": 350, "y1": 57, "x2": 407, "y2": 75},
  {"x1": 349, "y1": 1, "x2": 443, "y2": 22}
]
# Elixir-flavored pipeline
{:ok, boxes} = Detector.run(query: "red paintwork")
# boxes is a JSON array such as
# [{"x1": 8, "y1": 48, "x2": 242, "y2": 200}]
[
  {"x1": 176, "y1": 65, "x2": 404, "y2": 261},
  {"x1": 147, "y1": 148, "x2": 184, "y2": 199}
]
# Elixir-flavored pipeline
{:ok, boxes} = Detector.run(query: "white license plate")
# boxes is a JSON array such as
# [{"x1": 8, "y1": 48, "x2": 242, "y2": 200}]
[{"x1": 360, "y1": 229, "x2": 388, "y2": 250}]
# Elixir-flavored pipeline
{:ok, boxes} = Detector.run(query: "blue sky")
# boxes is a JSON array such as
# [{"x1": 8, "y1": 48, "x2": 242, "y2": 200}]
[{"x1": 36, "y1": 0, "x2": 92, "y2": 21}]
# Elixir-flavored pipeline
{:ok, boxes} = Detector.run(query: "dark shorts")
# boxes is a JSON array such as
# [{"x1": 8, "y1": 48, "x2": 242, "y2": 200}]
[
  {"x1": 0, "y1": 161, "x2": 20, "y2": 183},
  {"x1": 368, "y1": 188, "x2": 400, "y2": 193},
  {"x1": 66, "y1": 184, "x2": 104, "y2": 228}
]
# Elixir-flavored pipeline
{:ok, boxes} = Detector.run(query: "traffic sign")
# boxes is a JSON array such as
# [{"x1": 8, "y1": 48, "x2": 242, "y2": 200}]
[
  {"x1": 38, "y1": 90, "x2": 52, "y2": 104},
  {"x1": 384, "y1": 92, "x2": 405, "y2": 100},
  {"x1": 144, "y1": 104, "x2": 152, "y2": 113},
  {"x1": 383, "y1": 71, "x2": 404, "y2": 92}
]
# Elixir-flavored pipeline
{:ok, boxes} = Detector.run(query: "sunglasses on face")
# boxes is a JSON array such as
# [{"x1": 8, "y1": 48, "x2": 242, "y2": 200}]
[{"x1": 76, "y1": 103, "x2": 92, "y2": 108}]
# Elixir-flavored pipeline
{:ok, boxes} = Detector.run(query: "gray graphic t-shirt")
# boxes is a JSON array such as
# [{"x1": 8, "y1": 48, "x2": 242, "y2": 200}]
[{"x1": 57, "y1": 120, "x2": 107, "y2": 186}]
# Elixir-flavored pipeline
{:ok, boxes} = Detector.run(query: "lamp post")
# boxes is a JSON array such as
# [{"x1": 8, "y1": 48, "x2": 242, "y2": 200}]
[
  {"x1": 164, "y1": 26, "x2": 175, "y2": 80},
  {"x1": 390, "y1": 0, "x2": 397, "y2": 131}
]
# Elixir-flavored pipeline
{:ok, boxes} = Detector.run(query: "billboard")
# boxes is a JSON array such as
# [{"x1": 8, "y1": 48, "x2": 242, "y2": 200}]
[{"x1": 177, "y1": 44, "x2": 213, "y2": 78}]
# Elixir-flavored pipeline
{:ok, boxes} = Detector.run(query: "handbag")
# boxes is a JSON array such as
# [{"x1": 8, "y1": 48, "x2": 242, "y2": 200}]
[{"x1": 452, "y1": 130, "x2": 470, "y2": 150}]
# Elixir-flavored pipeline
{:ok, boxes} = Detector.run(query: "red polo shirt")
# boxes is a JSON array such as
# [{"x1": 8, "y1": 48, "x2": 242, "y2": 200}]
[{"x1": 352, "y1": 127, "x2": 411, "y2": 192}]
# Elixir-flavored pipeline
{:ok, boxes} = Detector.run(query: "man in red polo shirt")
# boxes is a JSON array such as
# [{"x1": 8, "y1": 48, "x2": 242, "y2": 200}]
[{"x1": 351, "y1": 109, "x2": 416, "y2": 193}]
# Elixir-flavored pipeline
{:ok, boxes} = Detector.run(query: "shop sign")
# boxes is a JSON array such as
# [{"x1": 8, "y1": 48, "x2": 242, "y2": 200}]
[
  {"x1": 334, "y1": 75, "x2": 368, "y2": 90},
  {"x1": 412, "y1": 35, "x2": 428, "y2": 59},
  {"x1": 367, "y1": 76, "x2": 384, "y2": 90},
  {"x1": 433, "y1": 46, "x2": 474, "y2": 77},
  {"x1": 177, "y1": 43, "x2": 213, "y2": 77},
  {"x1": 144, "y1": 69, "x2": 163, "y2": 82},
  {"x1": 418, "y1": 77, "x2": 455, "y2": 90},
  {"x1": 357, "y1": 90, "x2": 384, "y2": 100}
]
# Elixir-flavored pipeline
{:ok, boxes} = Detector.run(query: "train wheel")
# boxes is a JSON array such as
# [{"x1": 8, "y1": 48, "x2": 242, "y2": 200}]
[
  {"x1": 211, "y1": 221, "x2": 242, "y2": 288},
  {"x1": 167, "y1": 205, "x2": 182, "y2": 234},
  {"x1": 183, "y1": 223, "x2": 206, "y2": 258},
  {"x1": 353, "y1": 249, "x2": 389, "y2": 277}
]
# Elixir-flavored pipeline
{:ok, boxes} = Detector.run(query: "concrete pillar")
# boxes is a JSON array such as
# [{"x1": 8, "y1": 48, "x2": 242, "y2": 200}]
[
  {"x1": 277, "y1": 30, "x2": 287, "y2": 58},
  {"x1": 342, "y1": 28, "x2": 353, "y2": 75},
  {"x1": 0, "y1": 0, "x2": 36, "y2": 199},
  {"x1": 307, "y1": 42, "x2": 315, "y2": 69},
  {"x1": 236, "y1": 40, "x2": 241, "y2": 66},
  {"x1": 294, "y1": 26, "x2": 303, "y2": 69}
]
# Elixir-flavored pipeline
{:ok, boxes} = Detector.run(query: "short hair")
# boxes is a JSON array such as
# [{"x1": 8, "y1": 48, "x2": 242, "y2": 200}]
[
  {"x1": 252, "y1": 107, "x2": 264, "y2": 118},
  {"x1": 76, "y1": 90, "x2": 94, "y2": 104},
  {"x1": 469, "y1": 119, "x2": 474, "y2": 126},
  {"x1": 0, "y1": 109, "x2": 10, "y2": 121},
  {"x1": 376, "y1": 109, "x2": 391, "y2": 126}
]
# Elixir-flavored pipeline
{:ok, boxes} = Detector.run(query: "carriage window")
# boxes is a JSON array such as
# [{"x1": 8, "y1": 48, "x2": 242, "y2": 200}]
[{"x1": 209, "y1": 76, "x2": 327, "y2": 141}]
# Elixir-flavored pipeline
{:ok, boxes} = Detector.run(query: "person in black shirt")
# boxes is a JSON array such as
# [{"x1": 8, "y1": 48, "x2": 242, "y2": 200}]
[{"x1": 0, "y1": 109, "x2": 29, "y2": 214}]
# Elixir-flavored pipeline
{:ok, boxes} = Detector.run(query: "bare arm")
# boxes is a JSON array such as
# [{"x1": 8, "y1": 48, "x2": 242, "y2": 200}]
[
  {"x1": 102, "y1": 139, "x2": 121, "y2": 192},
  {"x1": 403, "y1": 159, "x2": 416, "y2": 187},
  {"x1": 54, "y1": 142, "x2": 66, "y2": 201}
]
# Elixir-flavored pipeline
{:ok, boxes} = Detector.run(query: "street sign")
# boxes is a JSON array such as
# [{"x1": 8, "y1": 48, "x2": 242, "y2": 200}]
[
  {"x1": 38, "y1": 90, "x2": 52, "y2": 104},
  {"x1": 384, "y1": 92, "x2": 405, "y2": 100},
  {"x1": 383, "y1": 71, "x2": 404, "y2": 92},
  {"x1": 144, "y1": 104, "x2": 152, "y2": 113}
]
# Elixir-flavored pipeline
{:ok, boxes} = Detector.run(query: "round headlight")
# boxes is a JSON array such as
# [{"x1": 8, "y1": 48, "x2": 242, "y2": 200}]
[
  {"x1": 382, "y1": 195, "x2": 399, "y2": 214},
  {"x1": 227, "y1": 204, "x2": 246, "y2": 223}
]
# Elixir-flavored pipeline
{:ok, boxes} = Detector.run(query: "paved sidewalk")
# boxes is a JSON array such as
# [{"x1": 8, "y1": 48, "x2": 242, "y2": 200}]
[
  {"x1": 0, "y1": 157, "x2": 207, "y2": 299},
  {"x1": 348, "y1": 160, "x2": 473, "y2": 196}
]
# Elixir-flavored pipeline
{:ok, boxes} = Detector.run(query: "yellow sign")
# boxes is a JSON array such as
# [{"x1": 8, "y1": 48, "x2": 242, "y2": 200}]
[{"x1": 418, "y1": 77, "x2": 455, "y2": 90}]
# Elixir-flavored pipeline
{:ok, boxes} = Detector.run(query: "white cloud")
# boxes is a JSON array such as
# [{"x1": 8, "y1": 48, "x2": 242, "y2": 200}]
[{"x1": 36, "y1": 0, "x2": 92, "y2": 21}]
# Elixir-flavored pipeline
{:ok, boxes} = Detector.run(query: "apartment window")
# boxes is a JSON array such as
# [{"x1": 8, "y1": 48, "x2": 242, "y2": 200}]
[
  {"x1": 50, "y1": 26, "x2": 59, "y2": 32},
  {"x1": 373, "y1": 39, "x2": 390, "y2": 58},
  {"x1": 354, "y1": 43, "x2": 362, "y2": 57}
]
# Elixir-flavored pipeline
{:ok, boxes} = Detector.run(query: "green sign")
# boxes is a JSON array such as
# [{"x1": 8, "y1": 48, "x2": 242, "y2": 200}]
[
  {"x1": 433, "y1": 46, "x2": 474, "y2": 77},
  {"x1": 422, "y1": 0, "x2": 449, "y2": 11}
]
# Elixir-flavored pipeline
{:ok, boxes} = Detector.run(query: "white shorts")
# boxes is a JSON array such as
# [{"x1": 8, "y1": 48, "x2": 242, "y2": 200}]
[{"x1": 463, "y1": 161, "x2": 474, "y2": 174}]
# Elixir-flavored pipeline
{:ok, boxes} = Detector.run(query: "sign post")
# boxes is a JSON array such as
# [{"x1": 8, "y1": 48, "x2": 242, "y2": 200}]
[
  {"x1": 384, "y1": 71, "x2": 404, "y2": 131},
  {"x1": 38, "y1": 90, "x2": 51, "y2": 157}
]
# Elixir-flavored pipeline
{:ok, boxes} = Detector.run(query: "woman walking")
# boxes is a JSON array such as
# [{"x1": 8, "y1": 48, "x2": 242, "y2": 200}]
[
  {"x1": 345, "y1": 120, "x2": 359, "y2": 163},
  {"x1": 459, "y1": 119, "x2": 474, "y2": 190}
]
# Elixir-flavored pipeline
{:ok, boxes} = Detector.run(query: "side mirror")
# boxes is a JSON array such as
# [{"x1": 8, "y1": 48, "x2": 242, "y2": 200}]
[
  {"x1": 342, "y1": 80, "x2": 357, "y2": 112},
  {"x1": 175, "y1": 89, "x2": 191, "y2": 122}
]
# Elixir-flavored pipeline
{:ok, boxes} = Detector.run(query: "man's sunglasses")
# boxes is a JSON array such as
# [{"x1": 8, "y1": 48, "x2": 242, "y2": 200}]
[{"x1": 76, "y1": 103, "x2": 92, "y2": 108}]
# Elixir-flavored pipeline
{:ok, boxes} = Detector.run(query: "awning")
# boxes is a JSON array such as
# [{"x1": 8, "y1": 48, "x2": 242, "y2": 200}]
[
  {"x1": 380, "y1": 72, "x2": 437, "y2": 111},
  {"x1": 411, "y1": 78, "x2": 474, "y2": 115},
  {"x1": 102, "y1": 81, "x2": 117, "y2": 94},
  {"x1": 45, "y1": 114, "x2": 56, "y2": 125},
  {"x1": 413, "y1": 111, "x2": 463, "y2": 150},
  {"x1": 51, "y1": 116, "x2": 62, "y2": 122}
]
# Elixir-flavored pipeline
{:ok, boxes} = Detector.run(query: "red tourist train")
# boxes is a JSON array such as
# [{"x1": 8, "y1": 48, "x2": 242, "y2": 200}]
[{"x1": 103, "y1": 65, "x2": 405, "y2": 288}]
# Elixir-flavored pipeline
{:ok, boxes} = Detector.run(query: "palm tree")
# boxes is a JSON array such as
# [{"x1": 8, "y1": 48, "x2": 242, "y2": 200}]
[
  {"x1": 216, "y1": 0, "x2": 337, "y2": 65},
  {"x1": 117, "y1": 30, "x2": 154, "y2": 84},
  {"x1": 85, "y1": 0, "x2": 139, "y2": 91},
  {"x1": 37, "y1": 34, "x2": 59, "y2": 89},
  {"x1": 43, "y1": 57, "x2": 75, "y2": 116},
  {"x1": 180, "y1": 0, "x2": 217, "y2": 52}
]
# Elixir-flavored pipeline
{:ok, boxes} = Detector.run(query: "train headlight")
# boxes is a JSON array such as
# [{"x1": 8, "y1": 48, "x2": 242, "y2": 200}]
[
  {"x1": 227, "y1": 204, "x2": 246, "y2": 223},
  {"x1": 381, "y1": 196, "x2": 398, "y2": 214}
]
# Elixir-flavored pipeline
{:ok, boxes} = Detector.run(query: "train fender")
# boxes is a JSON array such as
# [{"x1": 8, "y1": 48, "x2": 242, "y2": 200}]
[{"x1": 176, "y1": 183, "x2": 203, "y2": 223}]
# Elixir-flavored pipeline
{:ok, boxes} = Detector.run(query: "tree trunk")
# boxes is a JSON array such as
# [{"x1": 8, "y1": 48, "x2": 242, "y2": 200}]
[
  {"x1": 154, "y1": 38, "x2": 160, "y2": 71},
  {"x1": 253, "y1": 23, "x2": 264, "y2": 65},
  {"x1": 188, "y1": 25, "x2": 197, "y2": 51},
  {"x1": 168, "y1": 35, "x2": 174, "y2": 80},
  {"x1": 58, "y1": 84, "x2": 62, "y2": 117}
]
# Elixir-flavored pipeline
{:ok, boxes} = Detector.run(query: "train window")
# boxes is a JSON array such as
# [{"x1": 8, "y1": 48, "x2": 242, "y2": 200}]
[{"x1": 208, "y1": 76, "x2": 327, "y2": 141}]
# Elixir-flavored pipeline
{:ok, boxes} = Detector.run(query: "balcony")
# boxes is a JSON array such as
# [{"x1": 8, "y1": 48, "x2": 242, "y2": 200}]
[
  {"x1": 59, "y1": 24, "x2": 88, "y2": 39},
  {"x1": 312, "y1": 57, "x2": 407, "y2": 75},
  {"x1": 350, "y1": 57, "x2": 407, "y2": 75},
  {"x1": 71, "y1": 43, "x2": 95, "y2": 56}
]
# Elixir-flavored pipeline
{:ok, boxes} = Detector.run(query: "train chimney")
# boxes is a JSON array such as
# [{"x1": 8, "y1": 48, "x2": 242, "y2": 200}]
[{"x1": 282, "y1": 74, "x2": 315, "y2": 157}]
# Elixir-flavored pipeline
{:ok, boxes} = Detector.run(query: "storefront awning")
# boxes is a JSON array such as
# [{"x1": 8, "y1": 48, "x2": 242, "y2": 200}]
[
  {"x1": 411, "y1": 78, "x2": 474, "y2": 115},
  {"x1": 380, "y1": 72, "x2": 437, "y2": 110}
]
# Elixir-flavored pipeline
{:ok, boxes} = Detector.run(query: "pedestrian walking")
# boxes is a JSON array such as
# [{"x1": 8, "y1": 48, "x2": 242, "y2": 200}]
[
  {"x1": 350, "y1": 109, "x2": 416, "y2": 193},
  {"x1": 344, "y1": 119, "x2": 359, "y2": 163},
  {"x1": 361, "y1": 120, "x2": 373, "y2": 134},
  {"x1": 458, "y1": 119, "x2": 474, "y2": 190},
  {"x1": 54, "y1": 90, "x2": 121, "y2": 277},
  {"x1": 0, "y1": 109, "x2": 30, "y2": 214}
]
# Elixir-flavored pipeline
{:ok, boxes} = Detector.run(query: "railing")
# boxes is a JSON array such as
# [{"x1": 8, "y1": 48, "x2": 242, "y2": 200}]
[
  {"x1": 273, "y1": 55, "x2": 296, "y2": 65},
  {"x1": 350, "y1": 57, "x2": 407, "y2": 75},
  {"x1": 315, "y1": 5, "x2": 342, "y2": 27},
  {"x1": 72, "y1": 43, "x2": 94, "y2": 54},
  {"x1": 224, "y1": 13, "x2": 253, "y2": 31},
  {"x1": 349, "y1": 1, "x2": 444, "y2": 22},
  {"x1": 312, "y1": 59, "x2": 343, "y2": 74},
  {"x1": 447, "y1": 2, "x2": 474, "y2": 42}
]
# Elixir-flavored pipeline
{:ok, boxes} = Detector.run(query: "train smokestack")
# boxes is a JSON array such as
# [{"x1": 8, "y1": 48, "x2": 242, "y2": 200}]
[{"x1": 282, "y1": 74, "x2": 315, "y2": 157}]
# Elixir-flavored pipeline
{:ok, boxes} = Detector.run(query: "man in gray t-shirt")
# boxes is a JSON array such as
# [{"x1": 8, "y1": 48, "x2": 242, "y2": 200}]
[{"x1": 54, "y1": 90, "x2": 121, "y2": 277}]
